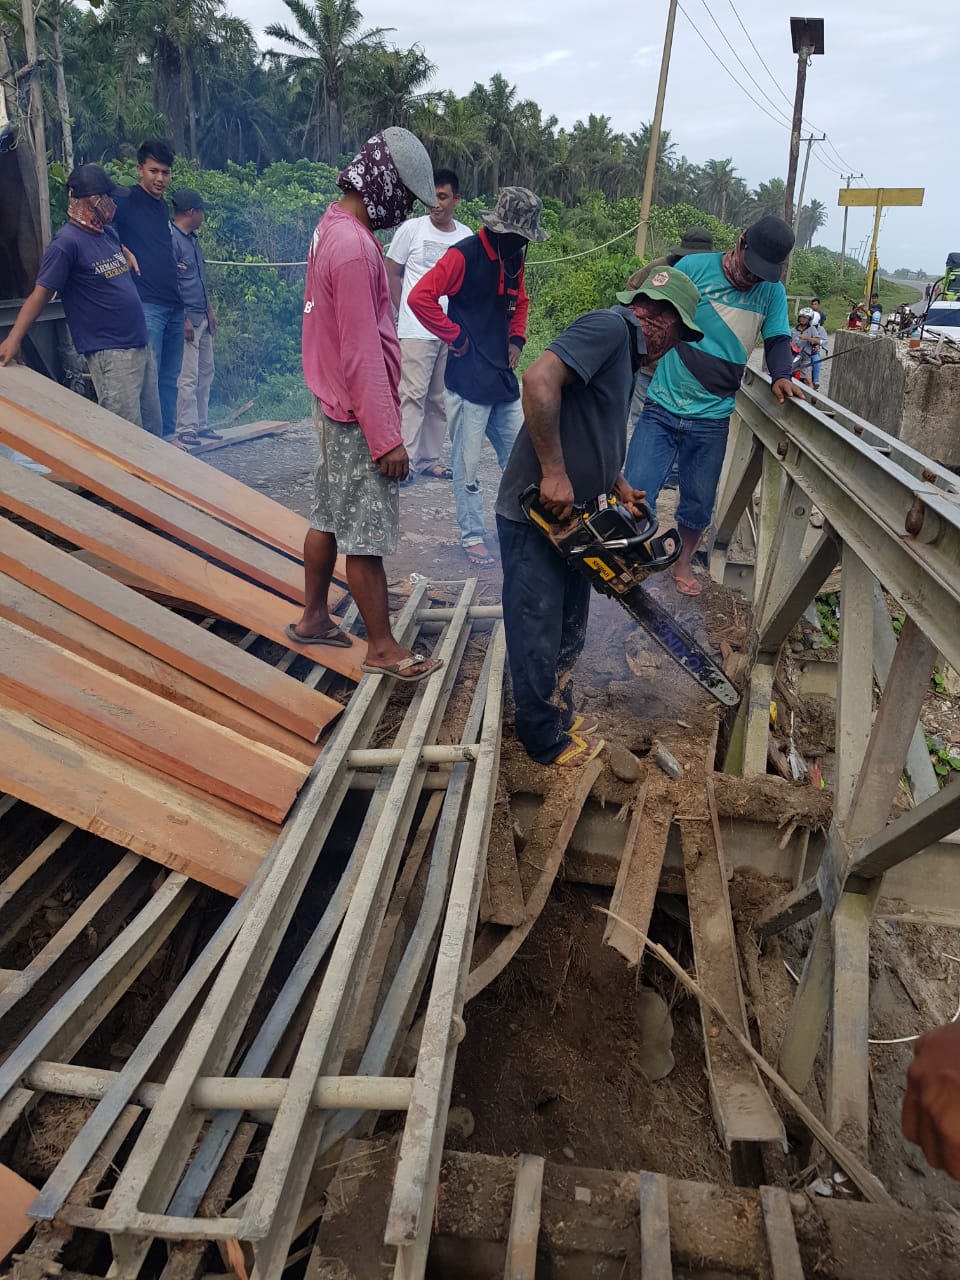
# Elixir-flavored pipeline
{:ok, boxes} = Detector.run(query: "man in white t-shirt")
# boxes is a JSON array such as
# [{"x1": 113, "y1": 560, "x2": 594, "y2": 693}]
[{"x1": 386, "y1": 168, "x2": 472, "y2": 480}]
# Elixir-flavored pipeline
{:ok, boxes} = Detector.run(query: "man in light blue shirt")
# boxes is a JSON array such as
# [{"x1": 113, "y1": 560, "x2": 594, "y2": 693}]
[
  {"x1": 170, "y1": 188, "x2": 218, "y2": 446},
  {"x1": 624, "y1": 216, "x2": 804, "y2": 595}
]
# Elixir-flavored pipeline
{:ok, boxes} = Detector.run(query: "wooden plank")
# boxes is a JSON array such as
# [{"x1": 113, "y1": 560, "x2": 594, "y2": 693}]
[
  {"x1": 0, "y1": 618, "x2": 308, "y2": 824},
  {"x1": 0, "y1": 459, "x2": 366, "y2": 682},
  {"x1": 760, "y1": 1185, "x2": 805, "y2": 1280},
  {"x1": 0, "y1": 365, "x2": 340, "y2": 571},
  {"x1": 188, "y1": 419, "x2": 288, "y2": 454},
  {"x1": 0, "y1": 699, "x2": 273, "y2": 896},
  {"x1": 72, "y1": 552, "x2": 219, "y2": 614},
  {"x1": 0, "y1": 1162, "x2": 36, "y2": 1262},
  {"x1": 603, "y1": 778, "x2": 674, "y2": 966},
  {"x1": 0, "y1": 517, "x2": 340, "y2": 741},
  {"x1": 638, "y1": 1170, "x2": 673, "y2": 1280},
  {"x1": 504, "y1": 1153, "x2": 544, "y2": 1280},
  {"x1": 484, "y1": 779, "x2": 525, "y2": 927},
  {"x1": 0, "y1": 573, "x2": 318, "y2": 766},
  {"x1": 681, "y1": 775, "x2": 786, "y2": 1148},
  {"x1": 467, "y1": 760, "x2": 602, "y2": 1001},
  {"x1": 0, "y1": 408, "x2": 319, "y2": 607}
]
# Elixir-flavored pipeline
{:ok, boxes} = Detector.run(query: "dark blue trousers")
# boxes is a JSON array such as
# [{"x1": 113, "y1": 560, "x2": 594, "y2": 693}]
[{"x1": 497, "y1": 514, "x2": 592, "y2": 763}]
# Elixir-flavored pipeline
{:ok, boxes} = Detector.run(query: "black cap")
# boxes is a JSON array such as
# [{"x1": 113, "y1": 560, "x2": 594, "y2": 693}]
[
  {"x1": 671, "y1": 226, "x2": 714, "y2": 256},
  {"x1": 67, "y1": 163, "x2": 127, "y2": 199},
  {"x1": 742, "y1": 216, "x2": 794, "y2": 282},
  {"x1": 171, "y1": 188, "x2": 206, "y2": 212}
]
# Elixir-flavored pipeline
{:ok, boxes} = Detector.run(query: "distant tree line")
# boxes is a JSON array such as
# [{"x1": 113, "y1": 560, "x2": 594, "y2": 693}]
[{"x1": 1, "y1": 0, "x2": 828, "y2": 247}]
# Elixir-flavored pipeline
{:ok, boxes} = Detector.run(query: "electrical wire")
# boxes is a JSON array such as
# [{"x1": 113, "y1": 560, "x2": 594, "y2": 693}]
[
  {"x1": 205, "y1": 222, "x2": 646, "y2": 272},
  {"x1": 675, "y1": 1, "x2": 791, "y2": 131},
  {"x1": 723, "y1": 0, "x2": 870, "y2": 187},
  {"x1": 696, "y1": 0, "x2": 793, "y2": 127}
]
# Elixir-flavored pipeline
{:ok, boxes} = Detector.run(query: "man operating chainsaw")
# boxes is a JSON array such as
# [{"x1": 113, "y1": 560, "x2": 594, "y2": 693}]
[{"x1": 496, "y1": 267, "x2": 704, "y2": 766}]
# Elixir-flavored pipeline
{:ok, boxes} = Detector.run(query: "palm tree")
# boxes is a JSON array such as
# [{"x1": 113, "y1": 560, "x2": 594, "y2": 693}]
[
  {"x1": 412, "y1": 91, "x2": 489, "y2": 193},
  {"x1": 266, "y1": 0, "x2": 392, "y2": 162},
  {"x1": 628, "y1": 121, "x2": 677, "y2": 202},
  {"x1": 469, "y1": 73, "x2": 518, "y2": 191},
  {"x1": 751, "y1": 177, "x2": 787, "y2": 221},
  {"x1": 354, "y1": 42, "x2": 434, "y2": 137},
  {"x1": 699, "y1": 157, "x2": 738, "y2": 222},
  {"x1": 796, "y1": 197, "x2": 827, "y2": 249}
]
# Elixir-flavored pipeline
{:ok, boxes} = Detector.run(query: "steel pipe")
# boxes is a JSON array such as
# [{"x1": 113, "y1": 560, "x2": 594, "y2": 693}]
[{"x1": 25, "y1": 1061, "x2": 412, "y2": 1114}]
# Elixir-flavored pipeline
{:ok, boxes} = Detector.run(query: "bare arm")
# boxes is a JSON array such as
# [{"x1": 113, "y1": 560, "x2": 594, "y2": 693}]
[
  {"x1": 385, "y1": 258, "x2": 404, "y2": 315},
  {"x1": 521, "y1": 350, "x2": 577, "y2": 517},
  {"x1": 0, "y1": 285, "x2": 55, "y2": 365}
]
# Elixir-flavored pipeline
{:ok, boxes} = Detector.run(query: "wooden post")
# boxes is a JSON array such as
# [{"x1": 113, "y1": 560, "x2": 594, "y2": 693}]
[
  {"x1": 20, "y1": 0, "x2": 52, "y2": 247},
  {"x1": 634, "y1": 0, "x2": 677, "y2": 259}
]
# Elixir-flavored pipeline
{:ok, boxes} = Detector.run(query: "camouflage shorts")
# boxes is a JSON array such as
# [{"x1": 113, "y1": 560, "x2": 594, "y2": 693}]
[{"x1": 309, "y1": 399, "x2": 399, "y2": 556}]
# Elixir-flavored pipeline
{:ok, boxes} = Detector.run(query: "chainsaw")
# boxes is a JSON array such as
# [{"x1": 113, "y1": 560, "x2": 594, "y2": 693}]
[{"x1": 519, "y1": 485, "x2": 739, "y2": 707}]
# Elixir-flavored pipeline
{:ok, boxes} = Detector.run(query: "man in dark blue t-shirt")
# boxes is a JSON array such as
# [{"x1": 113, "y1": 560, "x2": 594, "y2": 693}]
[
  {"x1": 0, "y1": 164, "x2": 161, "y2": 433},
  {"x1": 495, "y1": 267, "x2": 703, "y2": 767},
  {"x1": 112, "y1": 139, "x2": 184, "y2": 436}
]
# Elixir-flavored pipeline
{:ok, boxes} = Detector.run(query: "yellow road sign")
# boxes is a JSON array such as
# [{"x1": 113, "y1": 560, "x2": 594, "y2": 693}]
[{"x1": 838, "y1": 187, "x2": 924, "y2": 207}]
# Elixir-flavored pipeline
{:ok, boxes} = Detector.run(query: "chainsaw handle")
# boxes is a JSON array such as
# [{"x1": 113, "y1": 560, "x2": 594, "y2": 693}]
[{"x1": 518, "y1": 484, "x2": 659, "y2": 541}]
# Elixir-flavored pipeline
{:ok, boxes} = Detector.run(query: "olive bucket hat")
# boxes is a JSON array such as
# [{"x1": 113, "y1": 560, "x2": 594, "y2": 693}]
[
  {"x1": 479, "y1": 186, "x2": 550, "y2": 242},
  {"x1": 616, "y1": 266, "x2": 704, "y2": 343}
]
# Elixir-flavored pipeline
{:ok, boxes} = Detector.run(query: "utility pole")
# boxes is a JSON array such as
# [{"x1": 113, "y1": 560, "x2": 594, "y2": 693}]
[
  {"x1": 838, "y1": 172, "x2": 863, "y2": 279},
  {"x1": 784, "y1": 18, "x2": 825, "y2": 228},
  {"x1": 635, "y1": 0, "x2": 678, "y2": 260},
  {"x1": 792, "y1": 134, "x2": 826, "y2": 240}
]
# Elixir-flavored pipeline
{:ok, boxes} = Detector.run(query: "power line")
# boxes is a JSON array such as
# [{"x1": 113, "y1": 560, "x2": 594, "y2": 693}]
[
  {"x1": 675, "y1": 2, "x2": 790, "y2": 131},
  {"x1": 724, "y1": 0, "x2": 870, "y2": 187},
  {"x1": 696, "y1": 0, "x2": 793, "y2": 127}
]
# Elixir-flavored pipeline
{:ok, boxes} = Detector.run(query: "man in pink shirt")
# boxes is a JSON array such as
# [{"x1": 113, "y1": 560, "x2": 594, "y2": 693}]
[{"x1": 288, "y1": 127, "x2": 443, "y2": 683}]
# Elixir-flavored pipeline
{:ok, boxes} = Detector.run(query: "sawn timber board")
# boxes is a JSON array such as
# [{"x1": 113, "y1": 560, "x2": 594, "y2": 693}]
[
  {"x1": 0, "y1": 409, "x2": 311, "y2": 605},
  {"x1": 0, "y1": 699, "x2": 273, "y2": 896},
  {"x1": 0, "y1": 573, "x2": 318, "y2": 766},
  {"x1": 0, "y1": 518, "x2": 338, "y2": 742},
  {"x1": 0, "y1": 365, "x2": 347, "y2": 577},
  {"x1": 0, "y1": 618, "x2": 309, "y2": 824},
  {"x1": 0, "y1": 459, "x2": 366, "y2": 683}
]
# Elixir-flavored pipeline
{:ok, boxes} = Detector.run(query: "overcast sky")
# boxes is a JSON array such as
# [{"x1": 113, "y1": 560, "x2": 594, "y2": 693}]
[{"x1": 231, "y1": 0, "x2": 953, "y2": 274}]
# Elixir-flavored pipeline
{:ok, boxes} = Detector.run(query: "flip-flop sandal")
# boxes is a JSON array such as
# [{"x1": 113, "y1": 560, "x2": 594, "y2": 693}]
[
  {"x1": 284, "y1": 621, "x2": 353, "y2": 649},
  {"x1": 360, "y1": 653, "x2": 444, "y2": 683},
  {"x1": 194, "y1": 426, "x2": 223, "y2": 440},
  {"x1": 464, "y1": 546, "x2": 496, "y2": 569},
  {"x1": 554, "y1": 732, "x2": 606, "y2": 767},
  {"x1": 672, "y1": 572, "x2": 703, "y2": 597},
  {"x1": 399, "y1": 473, "x2": 416, "y2": 487},
  {"x1": 420, "y1": 464, "x2": 453, "y2": 479},
  {"x1": 569, "y1": 713, "x2": 600, "y2": 737}
]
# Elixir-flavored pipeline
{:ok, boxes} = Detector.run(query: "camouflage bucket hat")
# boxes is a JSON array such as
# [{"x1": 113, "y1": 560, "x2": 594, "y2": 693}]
[{"x1": 479, "y1": 186, "x2": 550, "y2": 242}]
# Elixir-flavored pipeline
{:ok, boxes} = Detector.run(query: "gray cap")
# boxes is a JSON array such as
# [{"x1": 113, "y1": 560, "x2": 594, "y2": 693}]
[{"x1": 383, "y1": 127, "x2": 436, "y2": 209}]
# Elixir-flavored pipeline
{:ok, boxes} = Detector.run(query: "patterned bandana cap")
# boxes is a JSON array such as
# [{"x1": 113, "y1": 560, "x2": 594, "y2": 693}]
[
  {"x1": 479, "y1": 187, "x2": 550, "y2": 243},
  {"x1": 337, "y1": 133, "x2": 414, "y2": 231},
  {"x1": 67, "y1": 194, "x2": 116, "y2": 234}
]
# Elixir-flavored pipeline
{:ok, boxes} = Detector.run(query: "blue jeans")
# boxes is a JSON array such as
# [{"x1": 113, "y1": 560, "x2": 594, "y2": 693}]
[
  {"x1": 497, "y1": 515, "x2": 592, "y2": 763},
  {"x1": 142, "y1": 302, "x2": 185, "y2": 437},
  {"x1": 628, "y1": 370, "x2": 653, "y2": 430},
  {"x1": 623, "y1": 399, "x2": 729, "y2": 532},
  {"x1": 445, "y1": 390, "x2": 522, "y2": 547}
]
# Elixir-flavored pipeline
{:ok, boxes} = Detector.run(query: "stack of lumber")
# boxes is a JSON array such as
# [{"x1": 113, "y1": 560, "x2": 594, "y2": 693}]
[{"x1": 0, "y1": 366, "x2": 358, "y2": 897}]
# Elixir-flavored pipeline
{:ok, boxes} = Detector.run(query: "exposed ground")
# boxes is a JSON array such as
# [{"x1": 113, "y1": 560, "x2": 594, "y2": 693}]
[{"x1": 209, "y1": 421, "x2": 960, "y2": 1219}]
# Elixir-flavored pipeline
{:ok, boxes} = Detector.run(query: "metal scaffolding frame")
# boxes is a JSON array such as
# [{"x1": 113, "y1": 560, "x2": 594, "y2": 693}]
[
  {"x1": 2, "y1": 582, "x2": 506, "y2": 1279},
  {"x1": 713, "y1": 371, "x2": 960, "y2": 1160}
]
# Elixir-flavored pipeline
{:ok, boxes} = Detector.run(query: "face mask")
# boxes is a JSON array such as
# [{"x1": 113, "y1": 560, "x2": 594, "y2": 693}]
[{"x1": 337, "y1": 134, "x2": 413, "y2": 231}]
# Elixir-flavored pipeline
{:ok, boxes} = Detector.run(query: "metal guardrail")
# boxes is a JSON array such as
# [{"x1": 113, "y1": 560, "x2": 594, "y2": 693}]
[{"x1": 713, "y1": 371, "x2": 960, "y2": 1165}]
